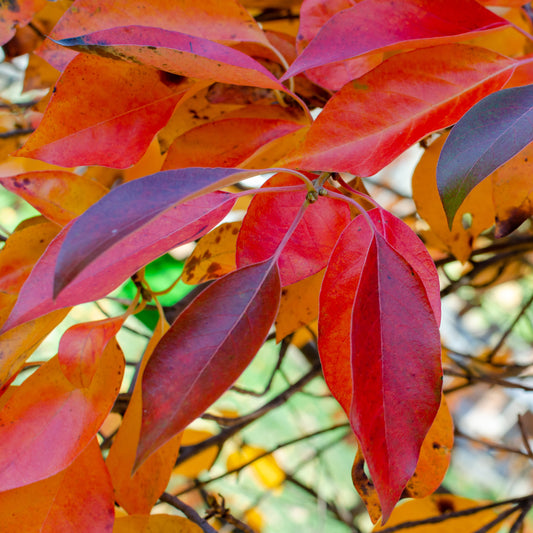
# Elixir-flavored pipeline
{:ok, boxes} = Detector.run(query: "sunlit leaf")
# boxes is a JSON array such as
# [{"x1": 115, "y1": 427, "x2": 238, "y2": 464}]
[
  {"x1": 0, "y1": 341, "x2": 124, "y2": 490},
  {"x1": 173, "y1": 429, "x2": 218, "y2": 479},
  {"x1": 291, "y1": 45, "x2": 518, "y2": 175},
  {"x1": 0, "y1": 439, "x2": 114, "y2": 532},
  {"x1": 16, "y1": 54, "x2": 194, "y2": 168},
  {"x1": 282, "y1": 0, "x2": 508, "y2": 80},
  {"x1": 113, "y1": 514, "x2": 202, "y2": 533},
  {"x1": 0, "y1": 171, "x2": 108, "y2": 225},
  {"x1": 0, "y1": 0, "x2": 46, "y2": 45}
]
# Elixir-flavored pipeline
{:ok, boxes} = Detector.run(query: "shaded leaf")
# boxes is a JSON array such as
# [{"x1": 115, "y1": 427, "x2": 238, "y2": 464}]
[
  {"x1": 412, "y1": 133, "x2": 495, "y2": 262},
  {"x1": 0, "y1": 439, "x2": 114, "y2": 533},
  {"x1": 292, "y1": 44, "x2": 517, "y2": 175},
  {"x1": 107, "y1": 317, "x2": 181, "y2": 514},
  {"x1": 437, "y1": 84, "x2": 533, "y2": 226},
  {"x1": 0, "y1": 341, "x2": 124, "y2": 491},
  {"x1": 113, "y1": 515, "x2": 202, "y2": 533},
  {"x1": 0, "y1": 171, "x2": 108, "y2": 225},
  {"x1": 55, "y1": 25, "x2": 286, "y2": 90},
  {"x1": 237, "y1": 174, "x2": 351, "y2": 286},
  {"x1": 52, "y1": 167, "x2": 253, "y2": 298},
  {"x1": 136, "y1": 259, "x2": 281, "y2": 469},
  {"x1": 16, "y1": 54, "x2": 194, "y2": 168},
  {"x1": 182, "y1": 221, "x2": 241, "y2": 285},
  {"x1": 282, "y1": 0, "x2": 508, "y2": 80},
  {"x1": 58, "y1": 316, "x2": 124, "y2": 388}
]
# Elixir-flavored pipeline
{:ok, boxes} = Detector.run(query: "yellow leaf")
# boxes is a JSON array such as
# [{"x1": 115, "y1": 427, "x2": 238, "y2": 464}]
[
  {"x1": 275, "y1": 269, "x2": 323, "y2": 341},
  {"x1": 107, "y1": 318, "x2": 181, "y2": 514},
  {"x1": 227, "y1": 444, "x2": 285, "y2": 489},
  {"x1": 182, "y1": 222, "x2": 240, "y2": 285},
  {"x1": 373, "y1": 494, "x2": 500, "y2": 532},
  {"x1": 113, "y1": 514, "x2": 202, "y2": 533},
  {"x1": 412, "y1": 133, "x2": 494, "y2": 262},
  {"x1": 173, "y1": 429, "x2": 218, "y2": 478}
]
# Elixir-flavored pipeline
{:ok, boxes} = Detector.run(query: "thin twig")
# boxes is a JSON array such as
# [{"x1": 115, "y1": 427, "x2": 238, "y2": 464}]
[{"x1": 159, "y1": 492, "x2": 218, "y2": 533}]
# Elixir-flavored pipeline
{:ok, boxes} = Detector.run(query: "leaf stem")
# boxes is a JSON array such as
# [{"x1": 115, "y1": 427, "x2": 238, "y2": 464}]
[
  {"x1": 324, "y1": 188, "x2": 377, "y2": 234},
  {"x1": 159, "y1": 492, "x2": 218, "y2": 533}
]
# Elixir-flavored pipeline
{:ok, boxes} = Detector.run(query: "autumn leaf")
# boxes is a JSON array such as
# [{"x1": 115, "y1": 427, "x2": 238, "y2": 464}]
[
  {"x1": 113, "y1": 514, "x2": 202, "y2": 533},
  {"x1": 236, "y1": 173, "x2": 351, "y2": 286},
  {"x1": 0, "y1": 0, "x2": 46, "y2": 45},
  {"x1": 0, "y1": 439, "x2": 114, "y2": 533},
  {"x1": 54, "y1": 25, "x2": 286, "y2": 90},
  {"x1": 0, "y1": 340, "x2": 124, "y2": 491},
  {"x1": 282, "y1": 0, "x2": 508, "y2": 80},
  {"x1": 290, "y1": 44, "x2": 517, "y2": 175},
  {"x1": 135, "y1": 259, "x2": 281, "y2": 469},
  {"x1": 320, "y1": 209, "x2": 442, "y2": 521},
  {"x1": 16, "y1": 54, "x2": 195, "y2": 168},
  {"x1": 106, "y1": 318, "x2": 181, "y2": 514},
  {"x1": 437, "y1": 84, "x2": 533, "y2": 226}
]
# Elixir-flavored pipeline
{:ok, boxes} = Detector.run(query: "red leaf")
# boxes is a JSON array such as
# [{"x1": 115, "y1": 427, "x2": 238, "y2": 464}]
[
  {"x1": 0, "y1": 0, "x2": 46, "y2": 45},
  {"x1": 437, "y1": 85, "x2": 533, "y2": 226},
  {"x1": 58, "y1": 317, "x2": 125, "y2": 388},
  {"x1": 236, "y1": 174, "x2": 351, "y2": 286},
  {"x1": 135, "y1": 259, "x2": 281, "y2": 468},
  {"x1": 293, "y1": 44, "x2": 516, "y2": 175},
  {"x1": 0, "y1": 439, "x2": 114, "y2": 533},
  {"x1": 2, "y1": 189, "x2": 236, "y2": 333},
  {"x1": 55, "y1": 25, "x2": 286, "y2": 91},
  {"x1": 319, "y1": 209, "x2": 440, "y2": 415},
  {"x1": 0, "y1": 341, "x2": 124, "y2": 491},
  {"x1": 282, "y1": 0, "x2": 508, "y2": 80},
  {"x1": 16, "y1": 54, "x2": 194, "y2": 168},
  {"x1": 319, "y1": 209, "x2": 441, "y2": 521},
  {"x1": 51, "y1": 168, "x2": 254, "y2": 298}
]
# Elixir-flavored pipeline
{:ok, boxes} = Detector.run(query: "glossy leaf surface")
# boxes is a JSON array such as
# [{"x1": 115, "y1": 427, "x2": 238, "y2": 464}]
[
  {"x1": 0, "y1": 341, "x2": 124, "y2": 491},
  {"x1": 237, "y1": 174, "x2": 351, "y2": 286},
  {"x1": 16, "y1": 54, "x2": 193, "y2": 168},
  {"x1": 437, "y1": 84, "x2": 533, "y2": 226},
  {"x1": 282, "y1": 0, "x2": 508, "y2": 80},
  {"x1": 293, "y1": 45, "x2": 516, "y2": 175},
  {"x1": 136, "y1": 260, "x2": 281, "y2": 468},
  {"x1": 55, "y1": 25, "x2": 286, "y2": 90}
]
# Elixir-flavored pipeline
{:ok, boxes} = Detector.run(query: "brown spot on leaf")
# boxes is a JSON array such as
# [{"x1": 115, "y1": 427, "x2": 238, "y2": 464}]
[
  {"x1": 495, "y1": 206, "x2": 531, "y2": 238},
  {"x1": 436, "y1": 497, "x2": 455, "y2": 514}
]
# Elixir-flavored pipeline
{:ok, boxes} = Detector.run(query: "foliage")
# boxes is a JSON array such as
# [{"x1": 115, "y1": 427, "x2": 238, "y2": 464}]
[{"x1": 1, "y1": 0, "x2": 533, "y2": 531}]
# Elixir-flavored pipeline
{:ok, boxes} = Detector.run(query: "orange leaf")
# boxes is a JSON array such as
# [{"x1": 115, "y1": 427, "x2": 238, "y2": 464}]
[
  {"x1": 58, "y1": 317, "x2": 125, "y2": 388},
  {"x1": 373, "y1": 494, "x2": 500, "y2": 532},
  {"x1": 0, "y1": 439, "x2": 114, "y2": 532},
  {"x1": 113, "y1": 514, "x2": 202, "y2": 533},
  {"x1": 182, "y1": 221, "x2": 240, "y2": 285},
  {"x1": 106, "y1": 318, "x2": 181, "y2": 514},
  {"x1": 16, "y1": 54, "x2": 194, "y2": 168},
  {"x1": 0, "y1": 340, "x2": 124, "y2": 490},
  {"x1": 275, "y1": 269, "x2": 324, "y2": 341},
  {"x1": 412, "y1": 132, "x2": 495, "y2": 262},
  {"x1": 0, "y1": 171, "x2": 108, "y2": 225},
  {"x1": 491, "y1": 142, "x2": 533, "y2": 238}
]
